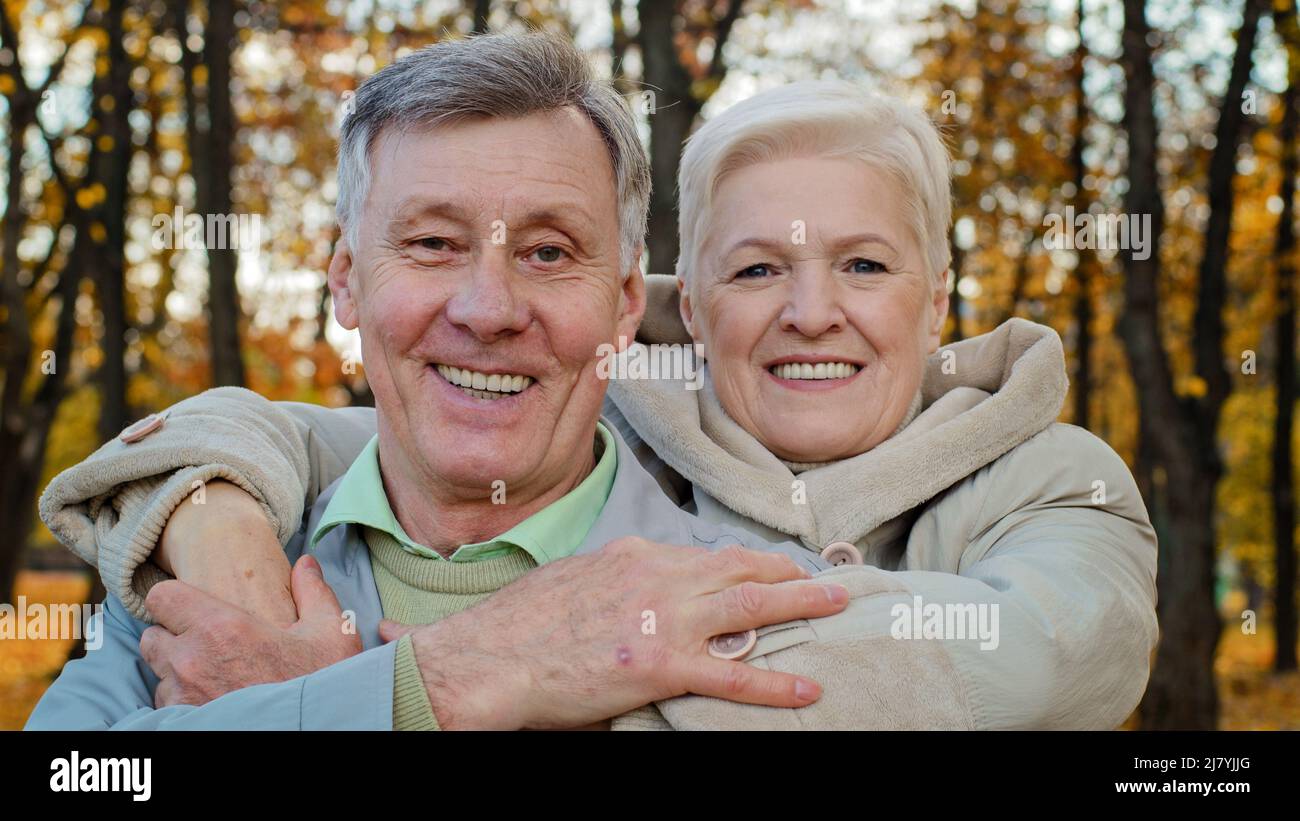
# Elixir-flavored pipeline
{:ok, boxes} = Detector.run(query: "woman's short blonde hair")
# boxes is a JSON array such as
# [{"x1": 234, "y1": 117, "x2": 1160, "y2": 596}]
[{"x1": 676, "y1": 80, "x2": 952, "y2": 286}]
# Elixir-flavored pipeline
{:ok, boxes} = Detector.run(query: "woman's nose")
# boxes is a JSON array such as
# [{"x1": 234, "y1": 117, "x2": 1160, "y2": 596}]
[
  {"x1": 443, "y1": 252, "x2": 531, "y2": 342},
  {"x1": 778, "y1": 270, "x2": 846, "y2": 337}
]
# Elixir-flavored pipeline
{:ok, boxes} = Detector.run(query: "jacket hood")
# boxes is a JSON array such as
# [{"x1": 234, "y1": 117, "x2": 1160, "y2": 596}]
[{"x1": 608, "y1": 275, "x2": 1069, "y2": 547}]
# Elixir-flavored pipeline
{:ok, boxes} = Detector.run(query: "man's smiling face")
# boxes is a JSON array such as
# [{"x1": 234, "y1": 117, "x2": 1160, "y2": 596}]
[{"x1": 329, "y1": 107, "x2": 643, "y2": 509}]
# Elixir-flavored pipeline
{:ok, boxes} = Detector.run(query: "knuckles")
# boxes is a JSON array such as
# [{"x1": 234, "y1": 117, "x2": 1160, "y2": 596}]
[
  {"x1": 200, "y1": 611, "x2": 245, "y2": 642},
  {"x1": 138, "y1": 626, "x2": 164, "y2": 661},
  {"x1": 709, "y1": 544, "x2": 757, "y2": 576},
  {"x1": 717, "y1": 660, "x2": 751, "y2": 698},
  {"x1": 143, "y1": 580, "x2": 180, "y2": 620},
  {"x1": 724, "y1": 581, "x2": 766, "y2": 619},
  {"x1": 170, "y1": 651, "x2": 202, "y2": 684}
]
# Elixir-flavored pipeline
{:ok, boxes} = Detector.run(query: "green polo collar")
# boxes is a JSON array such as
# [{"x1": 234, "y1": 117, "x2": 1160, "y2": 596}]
[{"x1": 310, "y1": 422, "x2": 617, "y2": 564}]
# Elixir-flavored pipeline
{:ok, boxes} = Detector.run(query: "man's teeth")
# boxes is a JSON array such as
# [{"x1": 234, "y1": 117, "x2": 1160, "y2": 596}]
[
  {"x1": 769, "y1": 362, "x2": 860, "y2": 380},
  {"x1": 435, "y1": 364, "x2": 533, "y2": 399}
]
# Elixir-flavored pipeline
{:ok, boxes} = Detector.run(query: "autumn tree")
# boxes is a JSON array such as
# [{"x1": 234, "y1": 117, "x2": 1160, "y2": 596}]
[
  {"x1": 636, "y1": 0, "x2": 752, "y2": 275},
  {"x1": 1121, "y1": 0, "x2": 1266, "y2": 729}
]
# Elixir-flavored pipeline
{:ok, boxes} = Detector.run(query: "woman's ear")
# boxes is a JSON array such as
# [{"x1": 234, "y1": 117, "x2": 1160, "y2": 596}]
[
  {"x1": 677, "y1": 276, "x2": 701, "y2": 343},
  {"x1": 927, "y1": 269, "x2": 950, "y2": 352},
  {"x1": 328, "y1": 237, "x2": 360, "y2": 331}
]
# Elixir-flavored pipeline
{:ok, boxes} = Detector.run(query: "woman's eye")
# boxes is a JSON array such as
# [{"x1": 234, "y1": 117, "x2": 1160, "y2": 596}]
[
  {"x1": 533, "y1": 245, "x2": 566, "y2": 263},
  {"x1": 417, "y1": 237, "x2": 449, "y2": 251},
  {"x1": 850, "y1": 258, "x2": 887, "y2": 274},
  {"x1": 736, "y1": 264, "x2": 771, "y2": 279}
]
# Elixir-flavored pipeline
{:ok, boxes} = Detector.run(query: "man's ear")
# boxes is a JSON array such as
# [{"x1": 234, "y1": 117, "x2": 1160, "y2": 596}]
[
  {"x1": 927, "y1": 268, "x2": 951, "y2": 352},
  {"x1": 615, "y1": 249, "x2": 647, "y2": 350},
  {"x1": 328, "y1": 235, "x2": 360, "y2": 331}
]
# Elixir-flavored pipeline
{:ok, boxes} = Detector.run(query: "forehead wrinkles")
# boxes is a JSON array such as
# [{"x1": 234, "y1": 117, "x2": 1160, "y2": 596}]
[
  {"x1": 378, "y1": 108, "x2": 609, "y2": 179},
  {"x1": 374, "y1": 129, "x2": 610, "y2": 231}
]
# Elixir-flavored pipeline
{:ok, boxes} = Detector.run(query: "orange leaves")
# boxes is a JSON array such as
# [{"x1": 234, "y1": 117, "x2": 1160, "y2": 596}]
[
  {"x1": 0, "y1": 571, "x2": 92, "y2": 730},
  {"x1": 1216, "y1": 621, "x2": 1300, "y2": 730}
]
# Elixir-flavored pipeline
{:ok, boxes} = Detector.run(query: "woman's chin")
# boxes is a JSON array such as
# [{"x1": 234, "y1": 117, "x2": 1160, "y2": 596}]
[
  {"x1": 748, "y1": 406, "x2": 897, "y2": 463},
  {"x1": 760, "y1": 431, "x2": 874, "y2": 465}
]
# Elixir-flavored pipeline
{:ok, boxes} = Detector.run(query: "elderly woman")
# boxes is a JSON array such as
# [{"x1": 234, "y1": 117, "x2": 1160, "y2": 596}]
[{"x1": 40, "y1": 80, "x2": 1157, "y2": 730}]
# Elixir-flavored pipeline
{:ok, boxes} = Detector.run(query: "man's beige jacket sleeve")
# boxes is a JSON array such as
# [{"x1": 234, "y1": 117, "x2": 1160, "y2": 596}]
[
  {"x1": 38, "y1": 387, "x2": 376, "y2": 620},
  {"x1": 615, "y1": 425, "x2": 1159, "y2": 730}
]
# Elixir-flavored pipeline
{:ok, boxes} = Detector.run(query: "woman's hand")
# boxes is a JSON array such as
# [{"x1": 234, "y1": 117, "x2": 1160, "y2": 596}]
[{"x1": 154, "y1": 479, "x2": 298, "y2": 628}]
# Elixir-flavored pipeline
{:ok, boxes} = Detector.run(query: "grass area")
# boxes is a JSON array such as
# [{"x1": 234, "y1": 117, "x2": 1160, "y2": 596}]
[{"x1": 1, "y1": 571, "x2": 1297, "y2": 729}]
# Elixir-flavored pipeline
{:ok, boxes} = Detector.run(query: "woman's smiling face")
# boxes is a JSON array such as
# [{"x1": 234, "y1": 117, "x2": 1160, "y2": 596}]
[{"x1": 683, "y1": 155, "x2": 949, "y2": 464}]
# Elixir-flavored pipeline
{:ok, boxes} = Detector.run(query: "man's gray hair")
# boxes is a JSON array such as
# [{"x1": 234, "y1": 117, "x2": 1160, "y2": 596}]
[{"x1": 336, "y1": 32, "x2": 651, "y2": 273}]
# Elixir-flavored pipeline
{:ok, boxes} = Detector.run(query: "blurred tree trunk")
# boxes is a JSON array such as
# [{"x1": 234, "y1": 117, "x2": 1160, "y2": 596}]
[
  {"x1": 0, "y1": 1, "x2": 89, "y2": 603},
  {"x1": 610, "y1": 0, "x2": 633, "y2": 94},
  {"x1": 472, "y1": 0, "x2": 490, "y2": 33},
  {"x1": 948, "y1": 238, "x2": 964, "y2": 342},
  {"x1": 1071, "y1": 0, "x2": 1093, "y2": 431},
  {"x1": 1122, "y1": 0, "x2": 1262, "y2": 729},
  {"x1": 70, "y1": 0, "x2": 135, "y2": 662},
  {"x1": 1004, "y1": 232, "x2": 1033, "y2": 322},
  {"x1": 93, "y1": 0, "x2": 133, "y2": 445},
  {"x1": 1274, "y1": 0, "x2": 1299, "y2": 674},
  {"x1": 636, "y1": 0, "x2": 743, "y2": 277},
  {"x1": 187, "y1": 0, "x2": 246, "y2": 387},
  {"x1": 0, "y1": 14, "x2": 39, "y2": 605},
  {"x1": 638, "y1": 1, "x2": 695, "y2": 276}
]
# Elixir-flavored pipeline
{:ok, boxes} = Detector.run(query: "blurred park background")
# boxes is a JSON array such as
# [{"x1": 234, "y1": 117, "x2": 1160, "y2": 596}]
[{"x1": 2, "y1": 0, "x2": 1299, "y2": 730}]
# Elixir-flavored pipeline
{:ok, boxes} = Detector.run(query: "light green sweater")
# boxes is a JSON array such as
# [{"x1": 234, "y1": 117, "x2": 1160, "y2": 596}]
[{"x1": 367, "y1": 527, "x2": 539, "y2": 730}]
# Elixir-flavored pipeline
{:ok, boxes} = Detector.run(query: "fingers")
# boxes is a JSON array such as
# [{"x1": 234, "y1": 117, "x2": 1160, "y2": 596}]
[
  {"x1": 686, "y1": 658, "x2": 822, "y2": 709},
  {"x1": 688, "y1": 545, "x2": 813, "y2": 593},
  {"x1": 693, "y1": 580, "x2": 849, "y2": 637},
  {"x1": 143, "y1": 580, "x2": 223, "y2": 635},
  {"x1": 153, "y1": 674, "x2": 184, "y2": 709},
  {"x1": 139, "y1": 624, "x2": 179, "y2": 680},
  {"x1": 290, "y1": 554, "x2": 345, "y2": 624},
  {"x1": 378, "y1": 619, "x2": 417, "y2": 643}
]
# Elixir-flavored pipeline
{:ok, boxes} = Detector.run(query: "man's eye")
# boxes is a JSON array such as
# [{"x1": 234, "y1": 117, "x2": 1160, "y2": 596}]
[
  {"x1": 850, "y1": 258, "x2": 887, "y2": 274},
  {"x1": 533, "y1": 245, "x2": 565, "y2": 263},
  {"x1": 417, "y1": 237, "x2": 449, "y2": 251},
  {"x1": 735, "y1": 264, "x2": 770, "y2": 279}
]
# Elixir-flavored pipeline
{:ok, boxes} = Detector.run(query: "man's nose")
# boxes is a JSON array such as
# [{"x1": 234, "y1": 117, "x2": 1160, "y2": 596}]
[
  {"x1": 778, "y1": 268, "x2": 846, "y2": 338},
  {"x1": 444, "y1": 248, "x2": 531, "y2": 342}
]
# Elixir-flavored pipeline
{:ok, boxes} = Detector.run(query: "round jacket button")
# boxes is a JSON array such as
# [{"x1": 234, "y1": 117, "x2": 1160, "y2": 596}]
[
  {"x1": 119, "y1": 411, "x2": 167, "y2": 444},
  {"x1": 708, "y1": 629, "x2": 757, "y2": 660},
  {"x1": 820, "y1": 541, "x2": 864, "y2": 566}
]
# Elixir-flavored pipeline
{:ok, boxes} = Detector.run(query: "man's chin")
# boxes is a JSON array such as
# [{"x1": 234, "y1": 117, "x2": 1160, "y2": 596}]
[{"x1": 419, "y1": 435, "x2": 536, "y2": 485}]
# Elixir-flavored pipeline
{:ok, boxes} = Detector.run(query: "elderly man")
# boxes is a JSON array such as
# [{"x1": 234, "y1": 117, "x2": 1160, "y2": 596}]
[{"x1": 26, "y1": 32, "x2": 852, "y2": 730}]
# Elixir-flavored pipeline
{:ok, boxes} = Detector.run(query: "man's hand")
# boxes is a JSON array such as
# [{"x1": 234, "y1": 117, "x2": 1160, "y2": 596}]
[
  {"x1": 406, "y1": 538, "x2": 849, "y2": 729},
  {"x1": 155, "y1": 480, "x2": 298, "y2": 628},
  {"x1": 141, "y1": 554, "x2": 362, "y2": 707}
]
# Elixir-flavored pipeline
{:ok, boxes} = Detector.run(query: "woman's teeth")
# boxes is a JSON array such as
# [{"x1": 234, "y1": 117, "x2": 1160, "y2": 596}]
[
  {"x1": 435, "y1": 364, "x2": 533, "y2": 400},
  {"x1": 769, "y1": 362, "x2": 860, "y2": 380}
]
